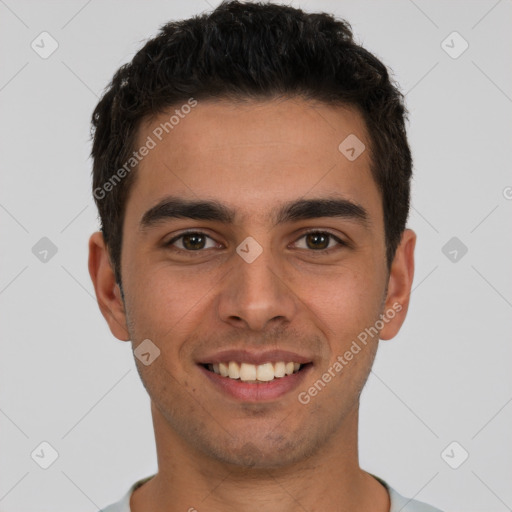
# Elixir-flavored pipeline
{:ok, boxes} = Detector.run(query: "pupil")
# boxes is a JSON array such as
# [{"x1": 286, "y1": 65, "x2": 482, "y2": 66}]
[
  {"x1": 184, "y1": 233, "x2": 204, "y2": 250},
  {"x1": 307, "y1": 233, "x2": 328, "y2": 250}
]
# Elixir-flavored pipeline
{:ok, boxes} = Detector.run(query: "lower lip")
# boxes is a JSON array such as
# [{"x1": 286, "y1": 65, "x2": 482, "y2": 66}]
[{"x1": 199, "y1": 364, "x2": 312, "y2": 402}]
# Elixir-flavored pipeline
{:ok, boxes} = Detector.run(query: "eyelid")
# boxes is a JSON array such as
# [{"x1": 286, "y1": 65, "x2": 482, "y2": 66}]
[
  {"x1": 165, "y1": 228, "x2": 347, "y2": 254},
  {"x1": 165, "y1": 230, "x2": 221, "y2": 251},
  {"x1": 290, "y1": 228, "x2": 347, "y2": 251}
]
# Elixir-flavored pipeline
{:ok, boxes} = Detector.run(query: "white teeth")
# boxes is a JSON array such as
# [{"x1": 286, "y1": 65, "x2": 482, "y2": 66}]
[
  {"x1": 219, "y1": 362, "x2": 229, "y2": 377},
  {"x1": 256, "y1": 362, "x2": 274, "y2": 382},
  {"x1": 228, "y1": 361, "x2": 240, "y2": 379},
  {"x1": 208, "y1": 361, "x2": 304, "y2": 382},
  {"x1": 239, "y1": 362, "x2": 257, "y2": 381},
  {"x1": 274, "y1": 361, "x2": 286, "y2": 378}
]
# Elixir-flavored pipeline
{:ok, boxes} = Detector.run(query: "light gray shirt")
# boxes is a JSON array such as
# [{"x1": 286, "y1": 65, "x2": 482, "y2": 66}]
[{"x1": 99, "y1": 474, "x2": 443, "y2": 511}]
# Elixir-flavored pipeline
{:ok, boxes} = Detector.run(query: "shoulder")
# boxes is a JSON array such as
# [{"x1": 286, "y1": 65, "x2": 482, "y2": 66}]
[
  {"x1": 372, "y1": 474, "x2": 444, "y2": 512},
  {"x1": 99, "y1": 475, "x2": 155, "y2": 512},
  {"x1": 388, "y1": 486, "x2": 444, "y2": 512},
  {"x1": 102, "y1": 473, "x2": 445, "y2": 512}
]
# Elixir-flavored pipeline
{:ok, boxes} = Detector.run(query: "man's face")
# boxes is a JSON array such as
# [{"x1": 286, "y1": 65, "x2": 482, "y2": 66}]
[{"x1": 94, "y1": 98, "x2": 413, "y2": 468}]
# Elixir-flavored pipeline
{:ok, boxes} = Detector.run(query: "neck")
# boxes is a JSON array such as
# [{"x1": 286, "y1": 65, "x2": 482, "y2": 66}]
[{"x1": 131, "y1": 401, "x2": 389, "y2": 512}]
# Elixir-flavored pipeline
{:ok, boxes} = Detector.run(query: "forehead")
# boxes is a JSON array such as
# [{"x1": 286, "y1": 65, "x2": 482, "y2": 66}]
[{"x1": 128, "y1": 97, "x2": 380, "y2": 224}]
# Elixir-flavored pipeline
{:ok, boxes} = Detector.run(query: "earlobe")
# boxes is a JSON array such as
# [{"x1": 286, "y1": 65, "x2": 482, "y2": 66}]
[
  {"x1": 88, "y1": 231, "x2": 131, "y2": 341},
  {"x1": 379, "y1": 229, "x2": 416, "y2": 341}
]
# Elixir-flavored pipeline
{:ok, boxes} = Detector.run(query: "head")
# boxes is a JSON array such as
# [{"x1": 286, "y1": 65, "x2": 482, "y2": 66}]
[
  {"x1": 91, "y1": 0, "x2": 412, "y2": 288},
  {"x1": 89, "y1": 1, "x2": 415, "y2": 469}
]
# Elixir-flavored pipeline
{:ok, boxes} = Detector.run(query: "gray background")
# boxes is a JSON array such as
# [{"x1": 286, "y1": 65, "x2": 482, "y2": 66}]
[{"x1": 1, "y1": 0, "x2": 511, "y2": 510}]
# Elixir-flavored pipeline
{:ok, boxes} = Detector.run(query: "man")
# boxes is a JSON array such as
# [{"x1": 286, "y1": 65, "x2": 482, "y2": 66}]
[{"x1": 88, "y1": 1, "x2": 443, "y2": 511}]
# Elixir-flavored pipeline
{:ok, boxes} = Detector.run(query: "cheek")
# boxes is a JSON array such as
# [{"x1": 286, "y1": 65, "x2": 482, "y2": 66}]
[
  {"x1": 123, "y1": 262, "x2": 224, "y2": 376},
  {"x1": 126, "y1": 261, "x2": 219, "y2": 330},
  {"x1": 305, "y1": 266, "x2": 385, "y2": 341}
]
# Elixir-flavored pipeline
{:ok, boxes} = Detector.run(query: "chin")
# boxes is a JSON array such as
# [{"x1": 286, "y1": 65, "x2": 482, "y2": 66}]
[{"x1": 203, "y1": 431, "x2": 316, "y2": 470}]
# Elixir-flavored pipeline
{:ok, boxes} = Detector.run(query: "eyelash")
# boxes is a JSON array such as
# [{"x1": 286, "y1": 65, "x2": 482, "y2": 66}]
[{"x1": 165, "y1": 229, "x2": 347, "y2": 255}]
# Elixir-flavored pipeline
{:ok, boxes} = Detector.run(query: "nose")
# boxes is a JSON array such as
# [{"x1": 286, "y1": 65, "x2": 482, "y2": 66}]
[{"x1": 217, "y1": 243, "x2": 298, "y2": 332}]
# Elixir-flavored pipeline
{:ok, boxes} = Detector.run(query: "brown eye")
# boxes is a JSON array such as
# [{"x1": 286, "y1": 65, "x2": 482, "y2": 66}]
[
  {"x1": 305, "y1": 232, "x2": 330, "y2": 250},
  {"x1": 167, "y1": 232, "x2": 217, "y2": 251},
  {"x1": 293, "y1": 231, "x2": 345, "y2": 252},
  {"x1": 181, "y1": 233, "x2": 206, "y2": 250}
]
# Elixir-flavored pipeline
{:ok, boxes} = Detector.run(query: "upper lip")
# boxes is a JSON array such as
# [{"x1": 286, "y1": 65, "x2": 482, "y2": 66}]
[{"x1": 197, "y1": 349, "x2": 313, "y2": 366}]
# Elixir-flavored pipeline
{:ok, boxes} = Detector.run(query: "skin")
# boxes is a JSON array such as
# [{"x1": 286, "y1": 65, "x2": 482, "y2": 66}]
[{"x1": 89, "y1": 97, "x2": 415, "y2": 512}]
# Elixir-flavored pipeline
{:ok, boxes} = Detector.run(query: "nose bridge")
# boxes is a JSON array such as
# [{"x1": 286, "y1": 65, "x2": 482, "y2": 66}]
[{"x1": 217, "y1": 238, "x2": 296, "y2": 330}]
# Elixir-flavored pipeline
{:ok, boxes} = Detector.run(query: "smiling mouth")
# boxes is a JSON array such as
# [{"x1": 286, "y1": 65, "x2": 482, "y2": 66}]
[{"x1": 202, "y1": 361, "x2": 311, "y2": 383}]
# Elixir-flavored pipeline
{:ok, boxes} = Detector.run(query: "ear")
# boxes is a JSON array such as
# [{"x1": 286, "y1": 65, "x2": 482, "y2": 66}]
[
  {"x1": 88, "y1": 231, "x2": 130, "y2": 341},
  {"x1": 379, "y1": 229, "x2": 416, "y2": 340}
]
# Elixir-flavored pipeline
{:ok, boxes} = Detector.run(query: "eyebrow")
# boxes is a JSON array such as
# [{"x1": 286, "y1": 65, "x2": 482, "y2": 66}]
[{"x1": 139, "y1": 195, "x2": 369, "y2": 230}]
